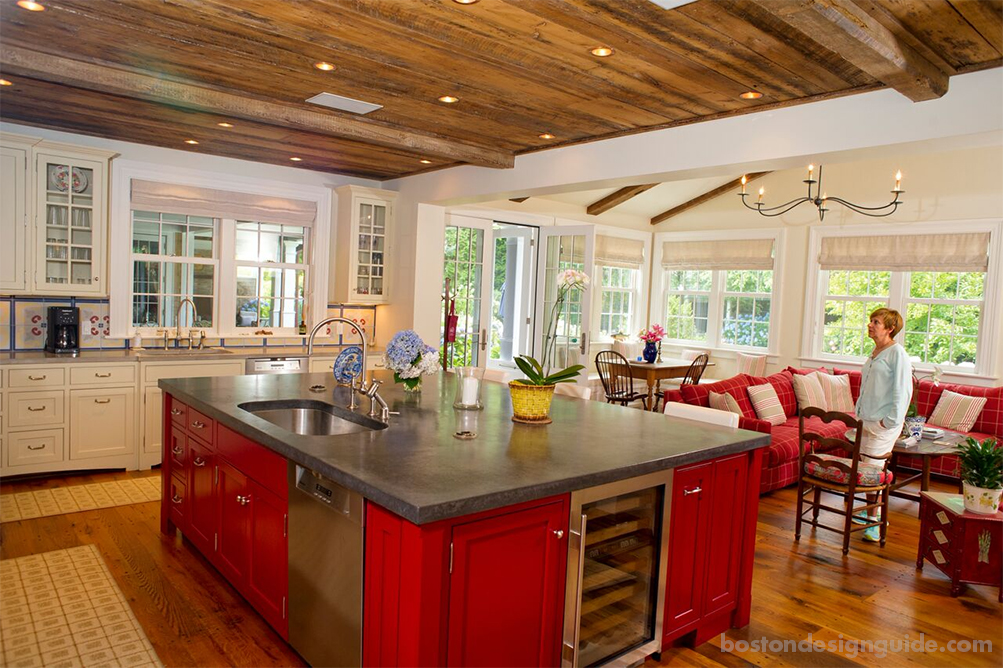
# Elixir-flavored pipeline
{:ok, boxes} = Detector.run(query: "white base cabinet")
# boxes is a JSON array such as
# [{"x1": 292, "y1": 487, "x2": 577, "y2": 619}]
[{"x1": 70, "y1": 387, "x2": 135, "y2": 459}]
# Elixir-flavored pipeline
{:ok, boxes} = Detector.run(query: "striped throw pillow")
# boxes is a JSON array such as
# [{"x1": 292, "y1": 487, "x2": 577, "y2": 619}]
[
  {"x1": 791, "y1": 372, "x2": 828, "y2": 412},
  {"x1": 747, "y1": 383, "x2": 786, "y2": 426},
  {"x1": 708, "y1": 391, "x2": 743, "y2": 416},
  {"x1": 737, "y1": 353, "x2": 768, "y2": 377},
  {"x1": 929, "y1": 389, "x2": 988, "y2": 433},
  {"x1": 816, "y1": 372, "x2": 854, "y2": 412}
]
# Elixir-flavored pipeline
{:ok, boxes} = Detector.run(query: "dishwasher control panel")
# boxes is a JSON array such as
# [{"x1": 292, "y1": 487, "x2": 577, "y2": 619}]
[
  {"x1": 295, "y1": 465, "x2": 353, "y2": 515},
  {"x1": 246, "y1": 357, "x2": 306, "y2": 374}
]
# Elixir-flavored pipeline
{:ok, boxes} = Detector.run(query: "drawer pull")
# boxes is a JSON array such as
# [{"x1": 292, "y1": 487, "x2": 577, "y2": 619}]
[
  {"x1": 94, "y1": 372, "x2": 112, "y2": 378},
  {"x1": 27, "y1": 406, "x2": 46, "y2": 412},
  {"x1": 236, "y1": 495, "x2": 250, "y2": 506},
  {"x1": 27, "y1": 444, "x2": 47, "y2": 451},
  {"x1": 172, "y1": 445, "x2": 183, "y2": 456},
  {"x1": 28, "y1": 375, "x2": 47, "y2": 381},
  {"x1": 170, "y1": 408, "x2": 183, "y2": 416},
  {"x1": 683, "y1": 487, "x2": 703, "y2": 496},
  {"x1": 94, "y1": 398, "x2": 111, "y2": 404},
  {"x1": 171, "y1": 494, "x2": 183, "y2": 504},
  {"x1": 553, "y1": 529, "x2": 564, "y2": 539},
  {"x1": 191, "y1": 421, "x2": 205, "y2": 429},
  {"x1": 193, "y1": 457, "x2": 206, "y2": 467}
]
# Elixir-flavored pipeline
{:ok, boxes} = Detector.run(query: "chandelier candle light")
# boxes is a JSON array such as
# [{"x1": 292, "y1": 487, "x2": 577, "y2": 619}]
[{"x1": 738, "y1": 164, "x2": 903, "y2": 222}]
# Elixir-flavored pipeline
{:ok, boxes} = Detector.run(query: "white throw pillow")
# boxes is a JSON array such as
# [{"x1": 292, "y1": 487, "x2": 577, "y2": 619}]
[
  {"x1": 816, "y1": 372, "x2": 854, "y2": 413},
  {"x1": 747, "y1": 383, "x2": 786, "y2": 426},
  {"x1": 791, "y1": 372, "x2": 828, "y2": 412},
  {"x1": 929, "y1": 390, "x2": 988, "y2": 433},
  {"x1": 708, "y1": 391, "x2": 743, "y2": 416}
]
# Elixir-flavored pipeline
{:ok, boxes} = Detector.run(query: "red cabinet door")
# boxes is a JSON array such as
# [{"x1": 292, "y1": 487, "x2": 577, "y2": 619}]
[
  {"x1": 663, "y1": 462, "x2": 712, "y2": 638},
  {"x1": 246, "y1": 478, "x2": 289, "y2": 639},
  {"x1": 187, "y1": 440, "x2": 216, "y2": 557},
  {"x1": 446, "y1": 499, "x2": 567, "y2": 667},
  {"x1": 702, "y1": 454, "x2": 749, "y2": 618},
  {"x1": 216, "y1": 461, "x2": 250, "y2": 585}
]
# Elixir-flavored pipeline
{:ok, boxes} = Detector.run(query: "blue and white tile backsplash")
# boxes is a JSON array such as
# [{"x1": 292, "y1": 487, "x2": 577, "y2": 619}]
[{"x1": 0, "y1": 296, "x2": 377, "y2": 352}]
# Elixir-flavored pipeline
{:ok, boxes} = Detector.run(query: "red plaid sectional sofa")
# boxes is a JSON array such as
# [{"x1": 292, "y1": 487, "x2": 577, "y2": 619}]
[{"x1": 663, "y1": 368, "x2": 1002, "y2": 495}]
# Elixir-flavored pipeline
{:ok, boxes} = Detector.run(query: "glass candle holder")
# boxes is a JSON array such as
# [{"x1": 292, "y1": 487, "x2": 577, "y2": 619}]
[{"x1": 453, "y1": 366, "x2": 485, "y2": 410}]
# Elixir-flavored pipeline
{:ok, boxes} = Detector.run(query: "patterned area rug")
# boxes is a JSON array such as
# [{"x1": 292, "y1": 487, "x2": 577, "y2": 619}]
[
  {"x1": 0, "y1": 545, "x2": 164, "y2": 668},
  {"x1": 0, "y1": 477, "x2": 161, "y2": 523}
]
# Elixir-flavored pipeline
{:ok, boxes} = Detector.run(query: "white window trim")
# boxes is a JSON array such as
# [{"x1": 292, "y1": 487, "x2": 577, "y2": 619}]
[
  {"x1": 590, "y1": 224, "x2": 651, "y2": 344},
  {"x1": 109, "y1": 160, "x2": 332, "y2": 339},
  {"x1": 802, "y1": 219, "x2": 1003, "y2": 377},
  {"x1": 653, "y1": 228, "x2": 785, "y2": 356}
]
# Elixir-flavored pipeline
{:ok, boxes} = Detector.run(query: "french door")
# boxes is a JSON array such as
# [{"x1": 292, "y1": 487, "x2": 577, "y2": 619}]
[{"x1": 443, "y1": 215, "x2": 492, "y2": 368}]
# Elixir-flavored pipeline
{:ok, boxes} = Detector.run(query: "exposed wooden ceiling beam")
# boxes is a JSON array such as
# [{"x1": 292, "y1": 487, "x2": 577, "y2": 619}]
[
  {"x1": 747, "y1": 0, "x2": 949, "y2": 102},
  {"x1": 650, "y1": 172, "x2": 772, "y2": 225},
  {"x1": 587, "y1": 184, "x2": 658, "y2": 216},
  {"x1": 0, "y1": 45, "x2": 514, "y2": 169}
]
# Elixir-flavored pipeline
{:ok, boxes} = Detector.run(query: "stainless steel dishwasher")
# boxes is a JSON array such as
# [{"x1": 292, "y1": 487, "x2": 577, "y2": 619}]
[
  {"x1": 244, "y1": 357, "x2": 308, "y2": 375},
  {"x1": 287, "y1": 463, "x2": 364, "y2": 668}
]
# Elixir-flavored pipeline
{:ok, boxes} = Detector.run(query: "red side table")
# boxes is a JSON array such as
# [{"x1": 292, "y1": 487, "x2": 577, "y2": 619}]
[{"x1": 917, "y1": 492, "x2": 1002, "y2": 602}]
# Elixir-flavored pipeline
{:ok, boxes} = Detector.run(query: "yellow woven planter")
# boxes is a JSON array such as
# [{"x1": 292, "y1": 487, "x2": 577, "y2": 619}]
[{"x1": 509, "y1": 382, "x2": 556, "y2": 424}]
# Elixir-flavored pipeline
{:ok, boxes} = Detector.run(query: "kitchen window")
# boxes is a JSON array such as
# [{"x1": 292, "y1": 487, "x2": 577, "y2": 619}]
[
  {"x1": 597, "y1": 266, "x2": 638, "y2": 338},
  {"x1": 234, "y1": 222, "x2": 309, "y2": 332},
  {"x1": 592, "y1": 233, "x2": 647, "y2": 342}
]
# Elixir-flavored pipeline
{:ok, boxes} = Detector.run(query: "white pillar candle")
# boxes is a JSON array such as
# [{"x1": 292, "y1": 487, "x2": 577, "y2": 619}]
[{"x1": 461, "y1": 376, "x2": 480, "y2": 406}]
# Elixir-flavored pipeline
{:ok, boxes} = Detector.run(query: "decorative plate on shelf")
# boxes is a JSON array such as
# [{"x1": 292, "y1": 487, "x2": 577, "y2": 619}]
[
  {"x1": 71, "y1": 167, "x2": 89, "y2": 193},
  {"x1": 333, "y1": 345, "x2": 364, "y2": 384},
  {"x1": 50, "y1": 166, "x2": 89, "y2": 193}
]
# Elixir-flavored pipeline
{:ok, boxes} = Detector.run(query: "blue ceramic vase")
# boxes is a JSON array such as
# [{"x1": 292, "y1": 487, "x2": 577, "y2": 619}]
[{"x1": 642, "y1": 342, "x2": 657, "y2": 363}]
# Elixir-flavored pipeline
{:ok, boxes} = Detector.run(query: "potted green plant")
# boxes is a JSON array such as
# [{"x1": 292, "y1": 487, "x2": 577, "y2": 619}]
[
  {"x1": 957, "y1": 436, "x2": 1002, "y2": 515},
  {"x1": 508, "y1": 355, "x2": 584, "y2": 424}
]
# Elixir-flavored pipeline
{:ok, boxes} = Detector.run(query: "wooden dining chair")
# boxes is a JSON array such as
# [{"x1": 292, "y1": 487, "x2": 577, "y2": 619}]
[
  {"x1": 654, "y1": 353, "x2": 709, "y2": 412},
  {"x1": 595, "y1": 350, "x2": 649, "y2": 410},
  {"x1": 794, "y1": 407, "x2": 894, "y2": 555}
]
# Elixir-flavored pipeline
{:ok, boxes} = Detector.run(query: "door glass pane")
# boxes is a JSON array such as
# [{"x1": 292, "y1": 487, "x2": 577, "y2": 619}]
[
  {"x1": 442, "y1": 225, "x2": 485, "y2": 367},
  {"x1": 543, "y1": 234, "x2": 586, "y2": 372}
]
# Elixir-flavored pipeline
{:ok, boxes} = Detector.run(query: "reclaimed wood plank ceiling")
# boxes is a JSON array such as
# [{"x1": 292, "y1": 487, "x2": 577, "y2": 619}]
[{"x1": 0, "y1": 0, "x2": 999, "y2": 180}]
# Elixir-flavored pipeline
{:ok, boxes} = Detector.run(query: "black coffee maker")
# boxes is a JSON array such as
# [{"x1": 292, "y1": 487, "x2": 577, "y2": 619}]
[{"x1": 45, "y1": 306, "x2": 80, "y2": 356}]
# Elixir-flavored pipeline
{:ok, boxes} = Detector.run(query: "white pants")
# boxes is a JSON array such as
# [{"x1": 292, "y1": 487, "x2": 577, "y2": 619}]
[{"x1": 861, "y1": 420, "x2": 900, "y2": 461}]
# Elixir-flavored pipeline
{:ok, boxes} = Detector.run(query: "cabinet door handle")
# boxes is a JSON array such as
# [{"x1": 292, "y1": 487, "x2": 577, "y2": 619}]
[
  {"x1": 27, "y1": 444, "x2": 46, "y2": 451},
  {"x1": 27, "y1": 406, "x2": 46, "y2": 412},
  {"x1": 28, "y1": 375, "x2": 46, "y2": 381},
  {"x1": 171, "y1": 494, "x2": 183, "y2": 504},
  {"x1": 236, "y1": 495, "x2": 250, "y2": 506},
  {"x1": 191, "y1": 421, "x2": 205, "y2": 429},
  {"x1": 172, "y1": 445, "x2": 183, "y2": 456},
  {"x1": 94, "y1": 372, "x2": 112, "y2": 378},
  {"x1": 683, "y1": 487, "x2": 703, "y2": 496},
  {"x1": 170, "y1": 408, "x2": 183, "y2": 416},
  {"x1": 94, "y1": 398, "x2": 111, "y2": 404},
  {"x1": 553, "y1": 529, "x2": 564, "y2": 539},
  {"x1": 193, "y1": 457, "x2": 206, "y2": 467}
]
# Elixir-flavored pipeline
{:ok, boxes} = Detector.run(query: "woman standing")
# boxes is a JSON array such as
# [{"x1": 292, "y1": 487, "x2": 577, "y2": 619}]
[{"x1": 855, "y1": 307, "x2": 913, "y2": 541}]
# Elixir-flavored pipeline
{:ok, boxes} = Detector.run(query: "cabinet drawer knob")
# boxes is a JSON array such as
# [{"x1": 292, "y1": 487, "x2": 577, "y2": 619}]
[
  {"x1": 236, "y1": 495, "x2": 250, "y2": 506},
  {"x1": 28, "y1": 375, "x2": 46, "y2": 381},
  {"x1": 191, "y1": 421, "x2": 205, "y2": 429},
  {"x1": 171, "y1": 494, "x2": 183, "y2": 504},
  {"x1": 94, "y1": 398, "x2": 111, "y2": 404},
  {"x1": 27, "y1": 444, "x2": 46, "y2": 451},
  {"x1": 170, "y1": 408, "x2": 183, "y2": 416},
  {"x1": 172, "y1": 446, "x2": 183, "y2": 456},
  {"x1": 94, "y1": 372, "x2": 112, "y2": 378},
  {"x1": 683, "y1": 487, "x2": 703, "y2": 496},
  {"x1": 193, "y1": 457, "x2": 206, "y2": 467},
  {"x1": 27, "y1": 406, "x2": 46, "y2": 412},
  {"x1": 553, "y1": 529, "x2": 565, "y2": 539}
]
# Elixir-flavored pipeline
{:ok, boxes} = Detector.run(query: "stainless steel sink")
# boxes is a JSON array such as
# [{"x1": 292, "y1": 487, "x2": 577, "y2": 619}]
[{"x1": 238, "y1": 400, "x2": 387, "y2": 436}]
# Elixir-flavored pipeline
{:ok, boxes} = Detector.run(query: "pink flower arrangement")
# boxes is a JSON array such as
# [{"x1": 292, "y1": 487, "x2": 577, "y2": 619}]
[{"x1": 639, "y1": 324, "x2": 665, "y2": 343}]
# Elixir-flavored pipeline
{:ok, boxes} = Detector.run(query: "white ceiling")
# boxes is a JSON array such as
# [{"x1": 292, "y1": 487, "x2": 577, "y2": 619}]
[{"x1": 534, "y1": 175, "x2": 737, "y2": 220}]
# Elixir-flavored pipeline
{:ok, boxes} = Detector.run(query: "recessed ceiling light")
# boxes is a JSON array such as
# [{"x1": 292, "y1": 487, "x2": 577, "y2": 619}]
[
  {"x1": 539, "y1": 133, "x2": 555, "y2": 140},
  {"x1": 217, "y1": 122, "x2": 234, "y2": 128},
  {"x1": 0, "y1": 79, "x2": 12, "y2": 86},
  {"x1": 17, "y1": 1, "x2": 45, "y2": 11},
  {"x1": 590, "y1": 46, "x2": 614, "y2": 57},
  {"x1": 314, "y1": 61, "x2": 335, "y2": 71},
  {"x1": 420, "y1": 159, "x2": 432, "y2": 164},
  {"x1": 184, "y1": 139, "x2": 199, "y2": 145},
  {"x1": 438, "y1": 95, "x2": 459, "y2": 104},
  {"x1": 453, "y1": 0, "x2": 479, "y2": 4},
  {"x1": 289, "y1": 157, "x2": 302, "y2": 162},
  {"x1": 740, "y1": 90, "x2": 763, "y2": 99}
]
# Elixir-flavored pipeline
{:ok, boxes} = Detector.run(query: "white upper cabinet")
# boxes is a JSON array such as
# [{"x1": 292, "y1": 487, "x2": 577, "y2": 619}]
[
  {"x1": 0, "y1": 142, "x2": 28, "y2": 292},
  {"x1": 330, "y1": 185, "x2": 396, "y2": 305}
]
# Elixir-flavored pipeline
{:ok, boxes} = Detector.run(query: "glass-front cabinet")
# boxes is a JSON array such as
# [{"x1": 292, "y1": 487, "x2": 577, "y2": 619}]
[{"x1": 331, "y1": 185, "x2": 396, "y2": 305}]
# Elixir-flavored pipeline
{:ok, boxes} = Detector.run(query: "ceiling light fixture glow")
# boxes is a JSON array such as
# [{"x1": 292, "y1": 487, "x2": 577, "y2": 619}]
[
  {"x1": 538, "y1": 133, "x2": 555, "y2": 140},
  {"x1": 17, "y1": 1, "x2": 45, "y2": 11},
  {"x1": 313, "y1": 61, "x2": 335, "y2": 71},
  {"x1": 217, "y1": 122, "x2": 234, "y2": 128},
  {"x1": 453, "y1": 0, "x2": 480, "y2": 4},
  {"x1": 0, "y1": 79, "x2": 12, "y2": 86},
  {"x1": 740, "y1": 90, "x2": 763, "y2": 99},
  {"x1": 437, "y1": 95, "x2": 459, "y2": 104},
  {"x1": 290, "y1": 157, "x2": 303, "y2": 162},
  {"x1": 420, "y1": 159, "x2": 432, "y2": 164},
  {"x1": 184, "y1": 139, "x2": 199, "y2": 145},
  {"x1": 590, "y1": 46, "x2": 614, "y2": 57}
]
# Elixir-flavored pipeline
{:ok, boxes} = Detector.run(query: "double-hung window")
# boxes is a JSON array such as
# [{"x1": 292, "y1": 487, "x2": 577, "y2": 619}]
[
  {"x1": 657, "y1": 232, "x2": 782, "y2": 352},
  {"x1": 808, "y1": 225, "x2": 1000, "y2": 374},
  {"x1": 234, "y1": 222, "x2": 309, "y2": 333},
  {"x1": 593, "y1": 234, "x2": 646, "y2": 340}
]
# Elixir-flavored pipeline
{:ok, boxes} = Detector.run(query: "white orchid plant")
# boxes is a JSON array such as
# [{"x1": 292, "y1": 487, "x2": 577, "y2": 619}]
[{"x1": 540, "y1": 269, "x2": 590, "y2": 376}]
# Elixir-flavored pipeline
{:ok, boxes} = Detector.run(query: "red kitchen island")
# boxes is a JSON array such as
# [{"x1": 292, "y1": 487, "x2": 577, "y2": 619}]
[{"x1": 160, "y1": 372, "x2": 767, "y2": 667}]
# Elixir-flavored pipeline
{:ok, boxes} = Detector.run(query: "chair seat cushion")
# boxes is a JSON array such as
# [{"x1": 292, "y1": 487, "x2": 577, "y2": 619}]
[{"x1": 805, "y1": 453, "x2": 894, "y2": 486}]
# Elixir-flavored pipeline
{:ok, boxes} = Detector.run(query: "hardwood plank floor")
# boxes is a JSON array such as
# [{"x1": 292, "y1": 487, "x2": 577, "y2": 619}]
[{"x1": 2, "y1": 471, "x2": 1000, "y2": 667}]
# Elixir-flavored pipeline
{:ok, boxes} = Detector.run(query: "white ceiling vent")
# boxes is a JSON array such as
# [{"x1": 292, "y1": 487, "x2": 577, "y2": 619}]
[{"x1": 306, "y1": 92, "x2": 383, "y2": 115}]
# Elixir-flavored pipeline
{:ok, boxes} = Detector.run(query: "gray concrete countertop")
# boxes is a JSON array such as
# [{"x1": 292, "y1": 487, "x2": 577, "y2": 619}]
[
  {"x1": 0, "y1": 346, "x2": 384, "y2": 365},
  {"x1": 160, "y1": 372, "x2": 770, "y2": 525}
]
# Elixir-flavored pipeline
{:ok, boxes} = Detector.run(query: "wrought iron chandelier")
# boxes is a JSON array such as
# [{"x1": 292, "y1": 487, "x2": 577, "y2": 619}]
[{"x1": 738, "y1": 164, "x2": 903, "y2": 222}]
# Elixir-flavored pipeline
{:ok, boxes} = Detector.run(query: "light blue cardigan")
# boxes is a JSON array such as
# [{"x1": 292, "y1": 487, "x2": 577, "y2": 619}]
[{"x1": 855, "y1": 344, "x2": 913, "y2": 428}]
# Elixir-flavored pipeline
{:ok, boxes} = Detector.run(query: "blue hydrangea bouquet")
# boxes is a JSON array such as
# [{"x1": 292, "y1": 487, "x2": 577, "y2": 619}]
[{"x1": 384, "y1": 329, "x2": 440, "y2": 391}]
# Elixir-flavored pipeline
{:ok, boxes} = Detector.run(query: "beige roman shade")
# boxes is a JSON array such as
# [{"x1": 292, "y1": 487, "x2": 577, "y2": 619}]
[
  {"x1": 661, "y1": 238, "x2": 774, "y2": 270},
  {"x1": 131, "y1": 179, "x2": 317, "y2": 226},
  {"x1": 819, "y1": 233, "x2": 990, "y2": 272},
  {"x1": 595, "y1": 235, "x2": 645, "y2": 269}
]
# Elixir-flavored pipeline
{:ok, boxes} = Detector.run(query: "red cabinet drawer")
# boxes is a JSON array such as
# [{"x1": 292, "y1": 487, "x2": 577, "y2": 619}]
[
  {"x1": 168, "y1": 473, "x2": 188, "y2": 530},
  {"x1": 169, "y1": 397, "x2": 187, "y2": 426},
  {"x1": 187, "y1": 407, "x2": 214, "y2": 445},
  {"x1": 169, "y1": 424, "x2": 187, "y2": 472},
  {"x1": 217, "y1": 425, "x2": 287, "y2": 498}
]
